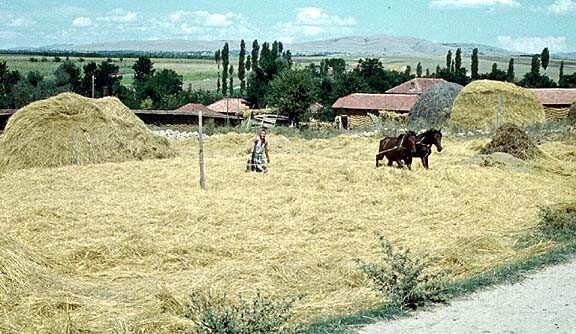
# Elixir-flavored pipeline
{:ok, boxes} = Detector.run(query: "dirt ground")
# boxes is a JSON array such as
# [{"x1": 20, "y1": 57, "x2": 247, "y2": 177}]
[{"x1": 357, "y1": 256, "x2": 576, "y2": 334}]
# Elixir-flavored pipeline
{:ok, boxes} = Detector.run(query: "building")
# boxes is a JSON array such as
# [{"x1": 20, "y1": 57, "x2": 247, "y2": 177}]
[
  {"x1": 332, "y1": 93, "x2": 419, "y2": 129},
  {"x1": 134, "y1": 103, "x2": 241, "y2": 126},
  {"x1": 530, "y1": 88, "x2": 576, "y2": 121},
  {"x1": 208, "y1": 98, "x2": 250, "y2": 116},
  {"x1": 385, "y1": 78, "x2": 447, "y2": 95}
]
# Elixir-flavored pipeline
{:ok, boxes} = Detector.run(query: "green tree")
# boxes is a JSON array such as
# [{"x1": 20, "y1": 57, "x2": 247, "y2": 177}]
[
  {"x1": 416, "y1": 63, "x2": 423, "y2": 77},
  {"x1": 268, "y1": 68, "x2": 317, "y2": 126},
  {"x1": 215, "y1": 50, "x2": 221, "y2": 92},
  {"x1": 518, "y1": 54, "x2": 557, "y2": 88},
  {"x1": 471, "y1": 48, "x2": 479, "y2": 80},
  {"x1": 251, "y1": 39, "x2": 260, "y2": 70},
  {"x1": 221, "y1": 42, "x2": 229, "y2": 96},
  {"x1": 229, "y1": 65, "x2": 234, "y2": 97},
  {"x1": 26, "y1": 70, "x2": 43, "y2": 87},
  {"x1": 246, "y1": 55, "x2": 252, "y2": 72},
  {"x1": 541, "y1": 47, "x2": 550, "y2": 71},
  {"x1": 238, "y1": 39, "x2": 246, "y2": 94},
  {"x1": 446, "y1": 50, "x2": 452, "y2": 70},
  {"x1": 404, "y1": 65, "x2": 411, "y2": 76},
  {"x1": 54, "y1": 60, "x2": 82, "y2": 92},
  {"x1": 506, "y1": 58, "x2": 515, "y2": 82},
  {"x1": 558, "y1": 60, "x2": 565, "y2": 87},
  {"x1": 81, "y1": 61, "x2": 98, "y2": 97},
  {"x1": 455, "y1": 48, "x2": 462, "y2": 72},
  {"x1": 132, "y1": 56, "x2": 155, "y2": 83}
]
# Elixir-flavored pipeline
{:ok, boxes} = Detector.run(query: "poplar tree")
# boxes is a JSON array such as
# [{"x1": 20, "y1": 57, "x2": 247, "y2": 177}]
[
  {"x1": 229, "y1": 65, "x2": 234, "y2": 97},
  {"x1": 455, "y1": 48, "x2": 462, "y2": 72},
  {"x1": 238, "y1": 40, "x2": 246, "y2": 94},
  {"x1": 471, "y1": 48, "x2": 479, "y2": 80},
  {"x1": 559, "y1": 60, "x2": 565, "y2": 87},
  {"x1": 541, "y1": 47, "x2": 550, "y2": 71},
  {"x1": 251, "y1": 40, "x2": 260, "y2": 70},
  {"x1": 221, "y1": 42, "x2": 229, "y2": 96},
  {"x1": 506, "y1": 58, "x2": 515, "y2": 82},
  {"x1": 416, "y1": 62, "x2": 422, "y2": 77},
  {"x1": 446, "y1": 50, "x2": 452, "y2": 70},
  {"x1": 215, "y1": 50, "x2": 221, "y2": 93}
]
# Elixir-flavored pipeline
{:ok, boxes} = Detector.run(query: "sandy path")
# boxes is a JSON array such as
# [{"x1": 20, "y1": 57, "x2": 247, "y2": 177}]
[{"x1": 357, "y1": 257, "x2": 576, "y2": 334}]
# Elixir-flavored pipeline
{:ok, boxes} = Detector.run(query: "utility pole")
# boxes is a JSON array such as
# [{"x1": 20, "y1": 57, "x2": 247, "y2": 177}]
[
  {"x1": 91, "y1": 75, "x2": 95, "y2": 98},
  {"x1": 198, "y1": 110, "x2": 206, "y2": 190}
]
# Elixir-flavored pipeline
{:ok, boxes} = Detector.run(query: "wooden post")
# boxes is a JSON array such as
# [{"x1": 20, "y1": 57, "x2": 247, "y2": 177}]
[
  {"x1": 496, "y1": 95, "x2": 503, "y2": 129},
  {"x1": 198, "y1": 110, "x2": 206, "y2": 190}
]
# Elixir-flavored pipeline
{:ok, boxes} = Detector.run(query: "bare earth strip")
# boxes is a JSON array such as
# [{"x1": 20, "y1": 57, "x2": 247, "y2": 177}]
[{"x1": 357, "y1": 256, "x2": 576, "y2": 334}]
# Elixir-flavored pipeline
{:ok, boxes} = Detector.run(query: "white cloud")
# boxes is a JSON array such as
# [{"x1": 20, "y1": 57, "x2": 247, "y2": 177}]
[
  {"x1": 159, "y1": 10, "x2": 256, "y2": 39},
  {"x1": 430, "y1": 0, "x2": 519, "y2": 8},
  {"x1": 98, "y1": 9, "x2": 138, "y2": 23},
  {"x1": 547, "y1": 0, "x2": 576, "y2": 14},
  {"x1": 496, "y1": 35, "x2": 567, "y2": 53},
  {"x1": 8, "y1": 18, "x2": 36, "y2": 27},
  {"x1": 295, "y1": 7, "x2": 356, "y2": 26},
  {"x1": 274, "y1": 7, "x2": 356, "y2": 42},
  {"x1": 72, "y1": 17, "x2": 93, "y2": 27}
]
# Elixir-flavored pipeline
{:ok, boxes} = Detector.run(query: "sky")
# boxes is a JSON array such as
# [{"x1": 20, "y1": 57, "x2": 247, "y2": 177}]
[{"x1": 0, "y1": 0, "x2": 575, "y2": 53}]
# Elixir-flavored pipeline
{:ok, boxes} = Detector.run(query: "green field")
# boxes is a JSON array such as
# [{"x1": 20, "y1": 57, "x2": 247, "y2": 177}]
[{"x1": 2, "y1": 53, "x2": 576, "y2": 93}]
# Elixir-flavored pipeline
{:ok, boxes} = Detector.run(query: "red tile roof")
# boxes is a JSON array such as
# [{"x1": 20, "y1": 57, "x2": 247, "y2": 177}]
[
  {"x1": 176, "y1": 103, "x2": 222, "y2": 116},
  {"x1": 332, "y1": 93, "x2": 419, "y2": 112},
  {"x1": 208, "y1": 98, "x2": 250, "y2": 114},
  {"x1": 385, "y1": 78, "x2": 447, "y2": 95},
  {"x1": 530, "y1": 89, "x2": 576, "y2": 106}
]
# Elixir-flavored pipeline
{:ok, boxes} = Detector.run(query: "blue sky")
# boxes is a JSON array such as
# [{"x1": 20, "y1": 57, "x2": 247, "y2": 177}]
[{"x1": 0, "y1": 0, "x2": 575, "y2": 53}]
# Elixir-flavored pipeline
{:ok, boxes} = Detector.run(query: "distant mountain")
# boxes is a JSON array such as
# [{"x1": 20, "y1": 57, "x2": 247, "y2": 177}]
[{"x1": 20, "y1": 34, "x2": 531, "y2": 57}]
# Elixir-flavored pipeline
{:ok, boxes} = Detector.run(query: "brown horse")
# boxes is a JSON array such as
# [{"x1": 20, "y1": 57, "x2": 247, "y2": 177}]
[
  {"x1": 375, "y1": 131, "x2": 417, "y2": 169},
  {"x1": 406, "y1": 129, "x2": 443, "y2": 169}
]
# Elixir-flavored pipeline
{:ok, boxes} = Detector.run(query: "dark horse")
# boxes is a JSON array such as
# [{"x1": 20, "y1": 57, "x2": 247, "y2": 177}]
[
  {"x1": 406, "y1": 129, "x2": 443, "y2": 169},
  {"x1": 375, "y1": 131, "x2": 417, "y2": 169}
]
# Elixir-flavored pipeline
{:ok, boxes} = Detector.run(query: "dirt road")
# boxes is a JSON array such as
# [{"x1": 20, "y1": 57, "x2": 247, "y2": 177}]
[{"x1": 357, "y1": 257, "x2": 576, "y2": 334}]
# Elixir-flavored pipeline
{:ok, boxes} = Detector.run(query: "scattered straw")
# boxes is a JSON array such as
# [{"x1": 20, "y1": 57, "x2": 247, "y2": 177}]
[
  {"x1": 480, "y1": 123, "x2": 544, "y2": 160},
  {"x1": 450, "y1": 80, "x2": 545, "y2": 130},
  {"x1": 0, "y1": 132, "x2": 574, "y2": 332},
  {"x1": 0, "y1": 93, "x2": 175, "y2": 171}
]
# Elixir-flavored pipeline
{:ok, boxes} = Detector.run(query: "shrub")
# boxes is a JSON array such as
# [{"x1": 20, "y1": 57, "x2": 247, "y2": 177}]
[
  {"x1": 355, "y1": 235, "x2": 451, "y2": 310},
  {"x1": 537, "y1": 206, "x2": 576, "y2": 242},
  {"x1": 185, "y1": 289, "x2": 303, "y2": 334}
]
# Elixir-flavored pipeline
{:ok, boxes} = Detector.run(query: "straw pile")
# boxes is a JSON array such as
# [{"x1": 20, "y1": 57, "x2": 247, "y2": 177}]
[
  {"x1": 0, "y1": 93, "x2": 175, "y2": 171},
  {"x1": 407, "y1": 82, "x2": 463, "y2": 129},
  {"x1": 450, "y1": 80, "x2": 545, "y2": 130},
  {"x1": 480, "y1": 123, "x2": 543, "y2": 160}
]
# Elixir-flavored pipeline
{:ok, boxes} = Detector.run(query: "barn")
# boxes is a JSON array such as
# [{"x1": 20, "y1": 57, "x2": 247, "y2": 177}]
[
  {"x1": 530, "y1": 88, "x2": 576, "y2": 121},
  {"x1": 331, "y1": 93, "x2": 418, "y2": 129}
]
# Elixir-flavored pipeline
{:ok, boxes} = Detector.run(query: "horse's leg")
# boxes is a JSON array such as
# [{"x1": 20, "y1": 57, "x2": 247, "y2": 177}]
[
  {"x1": 404, "y1": 156, "x2": 412, "y2": 170},
  {"x1": 387, "y1": 158, "x2": 393, "y2": 167},
  {"x1": 376, "y1": 154, "x2": 383, "y2": 168}
]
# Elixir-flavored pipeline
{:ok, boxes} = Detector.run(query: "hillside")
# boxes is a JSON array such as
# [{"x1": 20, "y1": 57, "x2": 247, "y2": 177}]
[{"x1": 21, "y1": 34, "x2": 520, "y2": 57}]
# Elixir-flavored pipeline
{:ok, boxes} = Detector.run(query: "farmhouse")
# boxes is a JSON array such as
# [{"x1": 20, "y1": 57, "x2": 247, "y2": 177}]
[
  {"x1": 208, "y1": 98, "x2": 250, "y2": 115},
  {"x1": 332, "y1": 93, "x2": 418, "y2": 129},
  {"x1": 530, "y1": 88, "x2": 576, "y2": 121},
  {"x1": 385, "y1": 78, "x2": 447, "y2": 95}
]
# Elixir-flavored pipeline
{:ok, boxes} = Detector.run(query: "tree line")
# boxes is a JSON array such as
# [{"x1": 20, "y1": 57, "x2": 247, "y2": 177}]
[{"x1": 1, "y1": 41, "x2": 575, "y2": 126}]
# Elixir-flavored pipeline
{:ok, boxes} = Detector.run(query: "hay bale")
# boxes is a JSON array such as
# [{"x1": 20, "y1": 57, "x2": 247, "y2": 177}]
[
  {"x1": 480, "y1": 123, "x2": 543, "y2": 160},
  {"x1": 0, "y1": 93, "x2": 175, "y2": 171},
  {"x1": 450, "y1": 80, "x2": 545, "y2": 130},
  {"x1": 568, "y1": 102, "x2": 576, "y2": 125},
  {"x1": 407, "y1": 82, "x2": 463, "y2": 129}
]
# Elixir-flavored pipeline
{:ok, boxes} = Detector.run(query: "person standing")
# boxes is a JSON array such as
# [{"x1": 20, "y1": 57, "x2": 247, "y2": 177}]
[{"x1": 246, "y1": 128, "x2": 270, "y2": 173}]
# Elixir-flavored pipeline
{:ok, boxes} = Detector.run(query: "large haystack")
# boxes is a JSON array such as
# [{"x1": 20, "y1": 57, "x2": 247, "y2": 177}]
[
  {"x1": 450, "y1": 80, "x2": 545, "y2": 130},
  {"x1": 480, "y1": 123, "x2": 543, "y2": 160},
  {"x1": 0, "y1": 93, "x2": 175, "y2": 171},
  {"x1": 407, "y1": 82, "x2": 463, "y2": 129}
]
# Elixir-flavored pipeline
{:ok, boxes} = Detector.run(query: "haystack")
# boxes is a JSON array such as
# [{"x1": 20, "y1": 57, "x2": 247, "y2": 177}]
[
  {"x1": 0, "y1": 93, "x2": 175, "y2": 171},
  {"x1": 450, "y1": 80, "x2": 545, "y2": 130},
  {"x1": 480, "y1": 123, "x2": 543, "y2": 160},
  {"x1": 568, "y1": 102, "x2": 576, "y2": 125},
  {"x1": 407, "y1": 82, "x2": 463, "y2": 129}
]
